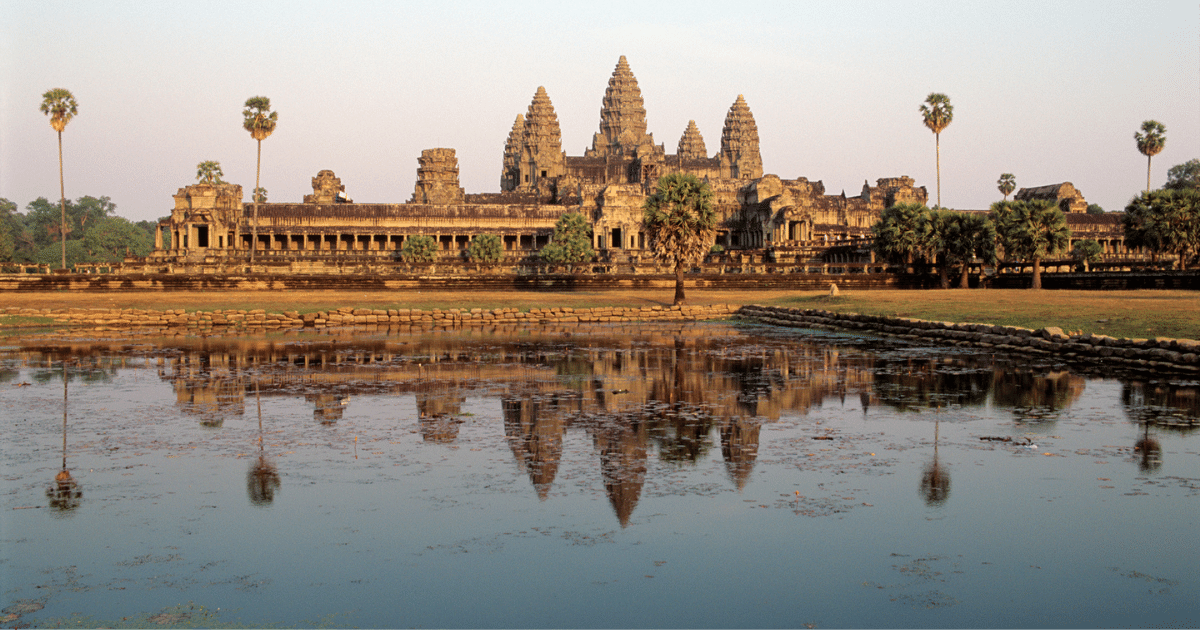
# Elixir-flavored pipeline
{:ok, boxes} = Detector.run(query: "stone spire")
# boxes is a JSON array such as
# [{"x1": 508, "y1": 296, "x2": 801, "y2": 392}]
[
  {"x1": 501, "y1": 114, "x2": 524, "y2": 191},
  {"x1": 588, "y1": 55, "x2": 656, "y2": 157},
  {"x1": 719, "y1": 94, "x2": 763, "y2": 180},
  {"x1": 676, "y1": 120, "x2": 707, "y2": 160},
  {"x1": 411, "y1": 148, "x2": 464, "y2": 205},
  {"x1": 520, "y1": 86, "x2": 565, "y2": 187}
]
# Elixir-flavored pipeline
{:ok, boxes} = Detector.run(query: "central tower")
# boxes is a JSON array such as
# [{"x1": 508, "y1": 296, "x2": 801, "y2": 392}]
[{"x1": 585, "y1": 56, "x2": 658, "y2": 158}]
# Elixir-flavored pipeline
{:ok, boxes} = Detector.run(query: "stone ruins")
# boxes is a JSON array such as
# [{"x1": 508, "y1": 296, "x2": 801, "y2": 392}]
[{"x1": 139, "y1": 56, "x2": 1123, "y2": 273}]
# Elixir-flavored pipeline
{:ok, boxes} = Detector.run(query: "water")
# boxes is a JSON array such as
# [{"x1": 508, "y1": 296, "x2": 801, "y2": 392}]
[{"x1": 1, "y1": 322, "x2": 1197, "y2": 628}]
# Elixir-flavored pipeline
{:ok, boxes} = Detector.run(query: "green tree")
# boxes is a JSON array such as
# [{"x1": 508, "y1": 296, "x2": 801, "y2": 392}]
[
  {"x1": 41, "y1": 88, "x2": 78, "y2": 270},
  {"x1": 399, "y1": 235, "x2": 438, "y2": 262},
  {"x1": 997, "y1": 173, "x2": 1015, "y2": 200},
  {"x1": 1123, "y1": 188, "x2": 1200, "y2": 270},
  {"x1": 942, "y1": 212, "x2": 996, "y2": 288},
  {"x1": 991, "y1": 199, "x2": 1071, "y2": 289},
  {"x1": 872, "y1": 202, "x2": 929, "y2": 272},
  {"x1": 920, "y1": 93, "x2": 953, "y2": 207},
  {"x1": 1135, "y1": 120, "x2": 1166, "y2": 193},
  {"x1": 0, "y1": 199, "x2": 18, "y2": 262},
  {"x1": 253, "y1": 187, "x2": 268, "y2": 203},
  {"x1": 71, "y1": 195, "x2": 117, "y2": 233},
  {"x1": 466, "y1": 234, "x2": 503, "y2": 263},
  {"x1": 920, "y1": 208, "x2": 957, "y2": 288},
  {"x1": 1165, "y1": 158, "x2": 1200, "y2": 190},
  {"x1": 1071, "y1": 239, "x2": 1103, "y2": 272},
  {"x1": 1086, "y1": 203, "x2": 1105, "y2": 215},
  {"x1": 540, "y1": 211, "x2": 596, "y2": 267},
  {"x1": 33, "y1": 239, "x2": 88, "y2": 268},
  {"x1": 642, "y1": 173, "x2": 717, "y2": 305},
  {"x1": 196, "y1": 161, "x2": 224, "y2": 184},
  {"x1": 81, "y1": 217, "x2": 153, "y2": 262},
  {"x1": 244, "y1": 96, "x2": 278, "y2": 263}
]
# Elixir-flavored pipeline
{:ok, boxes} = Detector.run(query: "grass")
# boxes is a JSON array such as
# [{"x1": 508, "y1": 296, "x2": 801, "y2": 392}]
[{"x1": 1, "y1": 288, "x2": 1196, "y2": 340}]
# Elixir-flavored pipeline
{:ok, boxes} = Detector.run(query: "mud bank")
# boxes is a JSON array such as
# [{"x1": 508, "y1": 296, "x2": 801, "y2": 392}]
[{"x1": 736, "y1": 305, "x2": 1200, "y2": 375}]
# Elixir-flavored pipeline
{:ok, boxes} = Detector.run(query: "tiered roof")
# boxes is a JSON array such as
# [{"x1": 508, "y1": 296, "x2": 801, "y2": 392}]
[
  {"x1": 720, "y1": 95, "x2": 763, "y2": 179},
  {"x1": 677, "y1": 120, "x2": 708, "y2": 160}
]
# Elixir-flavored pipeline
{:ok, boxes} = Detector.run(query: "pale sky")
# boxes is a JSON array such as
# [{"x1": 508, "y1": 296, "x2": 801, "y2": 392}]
[{"x1": 2, "y1": 1, "x2": 1197, "y2": 222}]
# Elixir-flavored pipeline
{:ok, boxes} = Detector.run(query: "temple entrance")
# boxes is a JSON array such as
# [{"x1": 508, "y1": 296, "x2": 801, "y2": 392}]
[{"x1": 196, "y1": 225, "x2": 209, "y2": 248}]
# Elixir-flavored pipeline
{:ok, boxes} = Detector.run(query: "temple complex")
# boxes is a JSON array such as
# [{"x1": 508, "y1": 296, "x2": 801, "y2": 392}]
[{"x1": 142, "y1": 56, "x2": 1122, "y2": 272}]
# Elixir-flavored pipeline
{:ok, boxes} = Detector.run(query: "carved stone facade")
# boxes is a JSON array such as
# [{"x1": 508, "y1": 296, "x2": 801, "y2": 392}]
[
  {"x1": 148, "y1": 56, "x2": 930, "y2": 267},
  {"x1": 1014, "y1": 182, "x2": 1089, "y2": 214}
]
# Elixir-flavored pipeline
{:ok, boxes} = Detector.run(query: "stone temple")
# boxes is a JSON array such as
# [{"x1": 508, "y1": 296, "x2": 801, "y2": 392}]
[{"x1": 148, "y1": 56, "x2": 930, "y2": 268}]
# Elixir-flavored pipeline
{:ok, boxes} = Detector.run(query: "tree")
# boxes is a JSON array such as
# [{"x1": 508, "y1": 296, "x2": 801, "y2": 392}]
[
  {"x1": 920, "y1": 93, "x2": 953, "y2": 207},
  {"x1": 1165, "y1": 158, "x2": 1200, "y2": 190},
  {"x1": 1086, "y1": 203, "x2": 1105, "y2": 215},
  {"x1": 41, "y1": 88, "x2": 78, "y2": 270},
  {"x1": 991, "y1": 199, "x2": 1071, "y2": 289},
  {"x1": 642, "y1": 173, "x2": 717, "y2": 305},
  {"x1": 196, "y1": 161, "x2": 224, "y2": 184},
  {"x1": 399, "y1": 235, "x2": 438, "y2": 262},
  {"x1": 1123, "y1": 188, "x2": 1200, "y2": 270},
  {"x1": 0, "y1": 199, "x2": 18, "y2": 261},
  {"x1": 920, "y1": 208, "x2": 957, "y2": 288},
  {"x1": 244, "y1": 96, "x2": 278, "y2": 263},
  {"x1": 1135, "y1": 120, "x2": 1166, "y2": 193},
  {"x1": 1071, "y1": 239, "x2": 1103, "y2": 272},
  {"x1": 540, "y1": 211, "x2": 596, "y2": 267},
  {"x1": 253, "y1": 187, "x2": 268, "y2": 203},
  {"x1": 81, "y1": 217, "x2": 153, "y2": 262},
  {"x1": 942, "y1": 212, "x2": 996, "y2": 288},
  {"x1": 872, "y1": 202, "x2": 929, "y2": 272},
  {"x1": 997, "y1": 173, "x2": 1015, "y2": 200},
  {"x1": 466, "y1": 234, "x2": 503, "y2": 262}
]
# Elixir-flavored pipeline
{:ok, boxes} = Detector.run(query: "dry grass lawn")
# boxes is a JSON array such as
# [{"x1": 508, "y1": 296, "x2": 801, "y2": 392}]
[{"x1": 1, "y1": 287, "x2": 1196, "y2": 340}]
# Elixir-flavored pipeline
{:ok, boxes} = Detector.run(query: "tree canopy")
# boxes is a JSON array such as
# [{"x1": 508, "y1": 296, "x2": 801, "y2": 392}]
[
  {"x1": 40, "y1": 88, "x2": 78, "y2": 133},
  {"x1": 642, "y1": 173, "x2": 717, "y2": 305},
  {"x1": 991, "y1": 199, "x2": 1071, "y2": 289},
  {"x1": 1165, "y1": 159, "x2": 1200, "y2": 191},
  {"x1": 399, "y1": 235, "x2": 438, "y2": 262},
  {"x1": 920, "y1": 93, "x2": 953, "y2": 207},
  {"x1": 466, "y1": 234, "x2": 503, "y2": 263},
  {"x1": 540, "y1": 211, "x2": 596, "y2": 266},
  {"x1": 872, "y1": 202, "x2": 928, "y2": 270},
  {"x1": 1123, "y1": 188, "x2": 1200, "y2": 270},
  {"x1": 196, "y1": 161, "x2": 224, "y2": 184},
  {"x1": 997, "y1": 173, "x2": 1015, "y2": 200}
]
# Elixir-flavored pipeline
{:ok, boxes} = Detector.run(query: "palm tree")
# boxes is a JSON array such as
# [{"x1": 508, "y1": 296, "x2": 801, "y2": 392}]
[
  {"x1": 919, "y1": 93, "x2": 953, "y2": 207},
  {"x1": 872, "y1": 202, "x2": 929, "y2": 273},
  {"x1": 1135, "y1": 120, "x2": 1166, "y2": 192},
  {"x1": 942, "y1": 211, "x2": 996, "y2": 288},
  {"x1": 196, "y1": 160, "x2": 224, "y2": 184},
  {"x1": 243, "y1": 96, "x2": 278, "y2": 262},
  {"x1": 642, "y1": 173, "x2": 717, "y2": 305},
  {"x1": 40, "y1": 88, "x2": 78, "y2": 270},
  {"x1": 997, "y1": 173, "x2": 1016, "y2": 200},
  {"x1": 991, "y1": 199, "x2": 1071, "y2": 289}
]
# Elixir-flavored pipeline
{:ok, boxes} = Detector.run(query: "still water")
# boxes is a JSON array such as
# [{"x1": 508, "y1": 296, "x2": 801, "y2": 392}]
[{"x1": 1, "y1": 322, "x2": 1197, "y2": 628}]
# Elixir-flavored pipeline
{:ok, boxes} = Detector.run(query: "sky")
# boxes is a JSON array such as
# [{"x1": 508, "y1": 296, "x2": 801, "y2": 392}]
[{"x1": 2, "y1": 1, "x2": 1197, "y2": 223}]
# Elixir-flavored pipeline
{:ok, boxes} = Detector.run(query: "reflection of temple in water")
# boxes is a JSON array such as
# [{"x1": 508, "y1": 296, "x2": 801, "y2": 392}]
[{"x1": 9, "y1": 324, "x2": 1115, "y2": 527}]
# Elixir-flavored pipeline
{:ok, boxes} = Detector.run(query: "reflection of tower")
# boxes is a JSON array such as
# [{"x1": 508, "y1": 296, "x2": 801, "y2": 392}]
[
  {"x1": 992, "y1": 369, "x2": 1085, "y2": 420},
  {"x1": 919, "y1": 421, "x2": 950, "y2": 506},
  {"x1": 247, "y1": 385, "x2": 280, "y2": 506},
  {"x1": 720, "y1": 416, "x2": 761, "y2": 491},
  {"x1": 593, "y1": 415, "x2": 648, "y2": 528},
  {"x1": 175, "y1": 377, "x2": 246, "y2": 427},
  {"x1": 503, "y1": 398, "x2": 564, "y2": 500},
  {"x1": 417, "y1": 389, "x2": 466, "y2": 443},
  {"x1": 47, "y1": 364, "x2": 81, "y2": 515},
  {"x1": 308, "y1": 393, "x2": 348, "y2": 423}
]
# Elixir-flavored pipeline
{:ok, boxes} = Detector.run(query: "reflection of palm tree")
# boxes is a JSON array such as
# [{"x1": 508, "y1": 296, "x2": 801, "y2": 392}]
[
  {"x1": 919, "y1": 421, "x2": 950, "y2": 506},
  {"x1": 1134, "y1": 424, "x2": 1162, "y2": 473},
  {"x1": 47, "y1": 362, "x2": 81, "y2": 514},
  {"x1": 247, "y1": 385, "x2": 280, "y2": 505}
]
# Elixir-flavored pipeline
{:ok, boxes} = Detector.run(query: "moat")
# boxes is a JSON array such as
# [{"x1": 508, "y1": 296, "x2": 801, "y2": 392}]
[{"x1": 2, "y1": 322, "x2": 1197, "y2": 628}]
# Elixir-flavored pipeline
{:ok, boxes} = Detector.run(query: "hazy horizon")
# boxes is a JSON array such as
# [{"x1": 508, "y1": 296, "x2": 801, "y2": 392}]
[{"x1": 3, "y1": 1, "x2": 1197, "y2": 223}]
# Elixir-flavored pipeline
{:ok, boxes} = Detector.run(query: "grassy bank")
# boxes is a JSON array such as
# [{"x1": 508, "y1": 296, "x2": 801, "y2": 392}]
[{"x1": 1, "y1": 288, "x2": 1196, "y2": 340}]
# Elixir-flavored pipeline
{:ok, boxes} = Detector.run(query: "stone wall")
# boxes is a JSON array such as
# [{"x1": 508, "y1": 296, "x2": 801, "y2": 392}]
[{"x1": 736, "y1": 305, "x2": 1200, "y2": 376}]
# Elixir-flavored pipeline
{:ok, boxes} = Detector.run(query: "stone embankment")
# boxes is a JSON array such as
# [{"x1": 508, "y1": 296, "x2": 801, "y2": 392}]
[
  {"x1": 0, "y1": 304, "x2": 738, "y2": 332},
  {"x1": 736, "y1": 305, "x2": 1200, "y2": 374}
]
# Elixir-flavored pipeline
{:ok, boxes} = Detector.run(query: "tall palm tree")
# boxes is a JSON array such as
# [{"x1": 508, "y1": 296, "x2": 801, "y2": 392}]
[
  {"x1": 997, "y1": 173, "x2": 1016, "y2": 200},
  {"x1": 40, "y1": 88, "x2": 78, "y2": 270},
  {"x1": 243, "y1": 96, "x2": 278, "y2": 262},
  {"x1": 919, "y1": 93, "x2": 953, "y2": 207},
  {"x1": 643, "y1": 173, "x2": 717, "y2": 305},
  {"x1": 1135, "y1": 120, "x2": 1166, "y2": 192}
]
